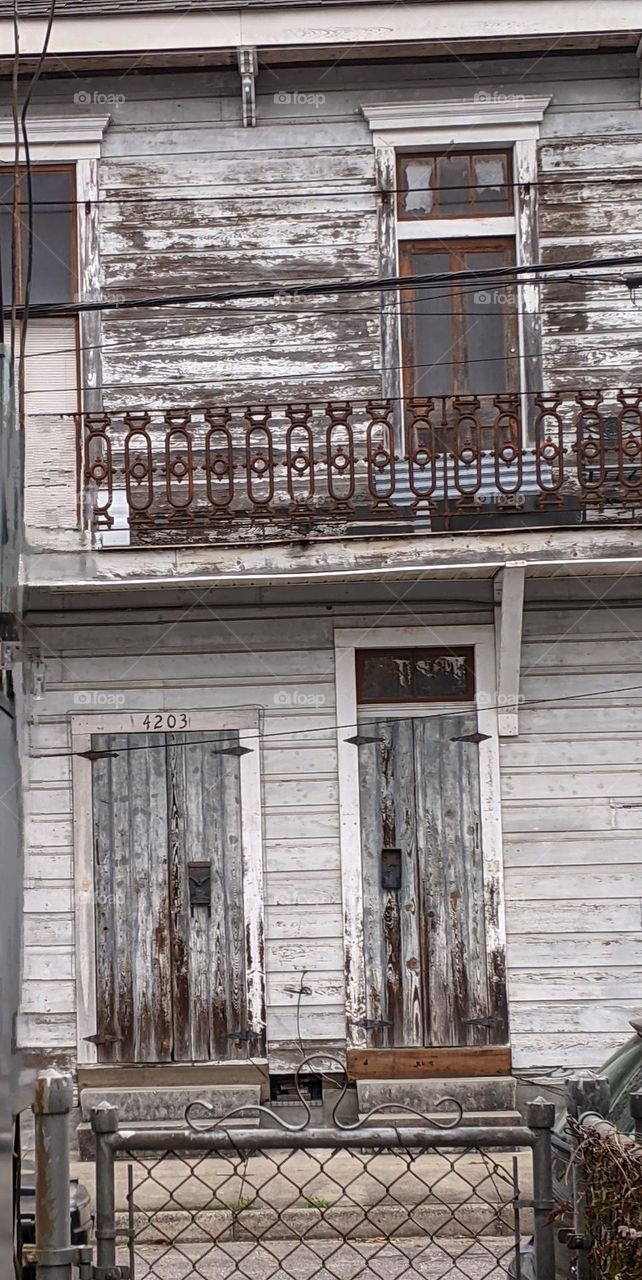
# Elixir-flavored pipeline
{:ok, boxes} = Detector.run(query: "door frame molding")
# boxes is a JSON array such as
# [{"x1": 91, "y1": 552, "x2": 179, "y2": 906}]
[
  {"x1": 71, "y1": 708, "x2": 266, "y2": 1065},
  {"x1": 334, "y1": 624, "x2": 507, "y2": 1050}
]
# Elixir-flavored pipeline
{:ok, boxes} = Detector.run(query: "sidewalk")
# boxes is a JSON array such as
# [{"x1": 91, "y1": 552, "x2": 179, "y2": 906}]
[{"x1": 72, "y1": 1147, "x2": 534, "y2": 1243}]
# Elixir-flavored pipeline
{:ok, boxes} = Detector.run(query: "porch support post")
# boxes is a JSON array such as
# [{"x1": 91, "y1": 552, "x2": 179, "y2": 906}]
[{"x1": 494, "y1": 563, "x2": 525, "y2": 737}]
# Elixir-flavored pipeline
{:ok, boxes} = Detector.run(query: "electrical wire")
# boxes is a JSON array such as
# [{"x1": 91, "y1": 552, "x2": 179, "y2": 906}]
[
  {"x1": 19, "y1": 349, "x2": 642, "y2": 401},
  {"x1": 13, "y1": 286, "x2": 639, "y2": 370},
  {"x1": 17, "y1": 0, "x2": 57, "y2": 430},
  {"x1": 31, "y1": 678, "x2": 642, "y2": 764},
  {"x1": 9, "y1": 0, "x2": 20, "y2": 371},
  {"x1": 6, "y1": 173, "x2": 642, "y2": 208},
  {"x1": 12, "y1": 251, "x2": 642, "y2": 320}
]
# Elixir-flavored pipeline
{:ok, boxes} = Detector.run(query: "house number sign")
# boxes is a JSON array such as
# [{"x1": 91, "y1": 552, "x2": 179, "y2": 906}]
[{"x1": 139, "y1": 712, "x2": 192, "y2": 731}]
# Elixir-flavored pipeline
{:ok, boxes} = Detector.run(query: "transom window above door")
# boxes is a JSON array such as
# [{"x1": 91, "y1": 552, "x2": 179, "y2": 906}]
[
  {"x1": 356, "y1": 646, "x2": 475, "y2": 703},
  {"x1": 397, "y1": 149, "x2": 513, "y2": 220}
]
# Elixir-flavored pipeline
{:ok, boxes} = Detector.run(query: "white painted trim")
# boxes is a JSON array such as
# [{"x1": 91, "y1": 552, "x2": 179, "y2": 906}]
[
  {"x1": 0, "y1": 115, "x2": 109, "y2": 162},
  {"x1": 334, "y1": 623, "x2": 508, "y2": 1049},
  {"x1": 361, "y1": 97, "x2": 552, "y2": 145},
  {"x1": 495, "y1": 564, "x2": 526, "y2": 737},
  {"x1": 365, "y1": 98, "x2": 550, "y2": 428},
  {"x1": 71, "y1": 708, "x2": 265, "y2": 1065},
  {"x1": 5, "y1": 8, "x2": 641, "y2": 58},
  {"x1": 397, "y1": 216, "x2": 515, "y2": 241}
]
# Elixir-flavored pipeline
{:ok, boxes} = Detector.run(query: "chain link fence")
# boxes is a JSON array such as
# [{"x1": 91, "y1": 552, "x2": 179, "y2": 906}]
[{"x1": 28, "y1": 1067, "x2": 561, "y2": 1280}]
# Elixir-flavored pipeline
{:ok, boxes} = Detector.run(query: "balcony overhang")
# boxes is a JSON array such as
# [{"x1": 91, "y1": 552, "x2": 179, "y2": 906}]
[
  {"x1": 20, "y1": 527, "x2": 642, "y2": 594},
  {"x1": 2, "y1": 3, "x2": 641, "y2": 73}
]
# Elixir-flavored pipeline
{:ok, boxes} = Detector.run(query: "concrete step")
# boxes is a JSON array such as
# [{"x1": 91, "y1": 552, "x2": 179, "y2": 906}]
[
  {"x1": 357, "y1": 1077, "x2": 516, "y2": 1118},
  {"x1": 357, "y1": 1109, "x2": 522, "y2": 1130},
  {"x1": 79, "y1": 1083, "x2": 261, "y2": 1124}
]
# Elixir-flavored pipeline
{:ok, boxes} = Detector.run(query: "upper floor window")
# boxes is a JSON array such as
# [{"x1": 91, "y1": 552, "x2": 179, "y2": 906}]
[
  {"x1": 0, "y1": 165, "x2": 75, "y2": 308},
  {"x1": 396, "y1": 147, "x2": 518, "y2": 401},
  {"x1": 398, "y1": 149, "x2": 512, "y2": 220}
]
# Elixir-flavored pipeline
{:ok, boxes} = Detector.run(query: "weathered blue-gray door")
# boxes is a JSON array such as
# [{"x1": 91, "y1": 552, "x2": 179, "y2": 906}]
[
  {"x1": 91, "y1": 730, "x2": 251, "y2": 1063},
  {"x1": 358, "y1": 713, "x2": 508, "y2": 1049}
]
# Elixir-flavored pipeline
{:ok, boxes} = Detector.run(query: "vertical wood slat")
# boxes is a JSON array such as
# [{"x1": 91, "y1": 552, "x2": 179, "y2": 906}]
[
  {"x1": 358, "y1": 719, "x2": 424, "y2": 1047},
  {"x1": 166, "y1": 731, "x2": 247, "y2": 1062},
  {"x1": 92, "y1": 733, "x2": 172, "y2": 1063},
  {"x1": 414, "y1": 713, "x2": 490, "y2": 1047}
]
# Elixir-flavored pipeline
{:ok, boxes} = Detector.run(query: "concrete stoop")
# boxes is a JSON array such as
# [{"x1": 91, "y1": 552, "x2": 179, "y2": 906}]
[
  {"x1": 355, "y1": 1077, "x2": 520, "y2": 1129},
  {"x1": 76, "y1": 1084, "x2": 262, "y2": 1158}
]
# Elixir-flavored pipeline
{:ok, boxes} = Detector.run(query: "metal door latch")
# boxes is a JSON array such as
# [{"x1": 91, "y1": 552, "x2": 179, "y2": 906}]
[
  {"x1": 381, "y1": 848, "x2": 402, "y2": 890},
  {"x1": 188, "y1": 862, "x2": 211, "y2": 913}
]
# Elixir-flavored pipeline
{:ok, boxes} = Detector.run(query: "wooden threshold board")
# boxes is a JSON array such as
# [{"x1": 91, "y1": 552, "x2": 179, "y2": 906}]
[
  {"x1": 77, "y1": 1062, "x2": 269, "y2": 1090},
  {"x1": 347, "y1": 1046, "x2": 512, "y2": 1081}
]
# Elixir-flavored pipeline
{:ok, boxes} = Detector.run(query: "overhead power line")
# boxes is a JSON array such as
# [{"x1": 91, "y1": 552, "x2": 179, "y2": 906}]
[
  {"x1": 14, "y1": 297, "x2": 639, "y2": 366},
  {"x1": 4, "y1": 173, "x2": 642, "y2": 209},
  {"x1": 32, "y1": 678, "x2": 642, "y2": 766},
  {"x1": 11, "y1": 252, "x2": 642, "y2": 320},
  {"x1": 21, "y1": 348, "x2": 642, "y2": 400}
]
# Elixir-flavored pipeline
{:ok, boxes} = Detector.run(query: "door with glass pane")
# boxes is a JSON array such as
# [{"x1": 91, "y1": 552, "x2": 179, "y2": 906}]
[{"x1": 399, "y1": 238, "x2": 519, "y2": 400}]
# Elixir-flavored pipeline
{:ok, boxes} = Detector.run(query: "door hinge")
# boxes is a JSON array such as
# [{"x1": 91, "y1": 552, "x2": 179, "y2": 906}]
[
  {"x1": 450, "y1": 732, "x2": 492, "y2": 744},
  {"x1": 355, "y1": 1018, "x2": 393, "y2": 1031},
  {"x1": 83, "y1": 1033, "x2": 124, "y2": 1046},
  {"x1": 462, "y1": 1016, "x2": 505, "y2": 1029},
  {"x1": 345, "y1": 734, "x2": 384, "y2": 746}
]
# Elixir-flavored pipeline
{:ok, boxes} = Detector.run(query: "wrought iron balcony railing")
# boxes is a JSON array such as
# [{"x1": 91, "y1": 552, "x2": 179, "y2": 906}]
[{"x1": 80, "y1": 391, "x2": 642, "y2": 544}]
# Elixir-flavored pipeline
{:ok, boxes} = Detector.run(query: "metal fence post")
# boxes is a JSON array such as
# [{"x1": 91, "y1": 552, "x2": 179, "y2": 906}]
[
  {"x1": 566, "y1": 1073, "x2": 610, "y2": 1280},
  {"x1": 91, "y1": 1101, "x2": 121, "y2": 1279},
  {"x1": 630, "y1": 1090, "x2": 642, "y2": 1143},
  {"x1": 526, "y1": 1098, "x2": 556, "y2": 1280},
  {"x1": 32, "y1": 1069, "x2": 74, "y2": 1280}
]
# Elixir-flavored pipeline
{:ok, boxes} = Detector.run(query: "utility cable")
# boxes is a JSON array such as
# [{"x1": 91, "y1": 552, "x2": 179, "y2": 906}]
[
  {"x1": 13, "y1": 251, "x2": 642, "y2": 320},
  {"x1": 17, "y1": 0, "x2": 57, "y2": 430},
  {"x1": 30, "y1": 679, "x2": 642, "y2": 764}
]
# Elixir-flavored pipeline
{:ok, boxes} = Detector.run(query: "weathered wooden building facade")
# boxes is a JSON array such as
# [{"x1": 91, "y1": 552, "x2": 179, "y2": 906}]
[{"x1": 5, "y1": 0, "x2": 642, "y2": 1113}]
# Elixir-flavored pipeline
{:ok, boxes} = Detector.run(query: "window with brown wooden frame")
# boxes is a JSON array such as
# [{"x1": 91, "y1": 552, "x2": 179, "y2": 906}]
[
  {"x1": 397, "y1": 149, "x2": 513, "y2": 221},
  {"x1": 399, "y1": 238, "x2": 519, "y2": 401},
  {"x1": 0, "y1": 165, "x2": 76, "y2": 308}
]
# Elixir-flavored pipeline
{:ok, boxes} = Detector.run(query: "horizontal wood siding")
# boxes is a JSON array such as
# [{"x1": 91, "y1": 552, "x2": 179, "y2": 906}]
[
  {"x1": 21, "y1": 51, "x2": 642, "y2": 552},
  {"x1": 502, "y1": 578, "x2": 642, "y2": 1069},
  {"x1": 18, "y1": 580, "x2": 642, "y2": 1073}
]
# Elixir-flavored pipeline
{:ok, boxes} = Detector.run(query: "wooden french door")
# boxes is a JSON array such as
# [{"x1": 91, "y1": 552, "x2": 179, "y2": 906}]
[
  {"x1": 358, "y1": 711, "x2": 508, "y2": 1049},
  {"x1": 91, "y1": 729, "x2": 253, "y2": 1063}
]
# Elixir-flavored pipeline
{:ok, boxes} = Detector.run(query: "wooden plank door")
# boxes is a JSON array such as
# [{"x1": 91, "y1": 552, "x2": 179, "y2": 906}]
[
  {"x1": 92, "y1": 733, "x2": 173, "y2": 1062},
  {"x1": 358, "y1": 719, "x2": 425, "y2": 1047},
  {"x1": 358, "y1": 713, "x2": 508, "y2": 1049},
  {"x1": 92, "y1": 730, "x2": 249, "y2": 1063},
  {"x1": 166, "y1": 731, "x2": 248, "y2": 1062}
]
